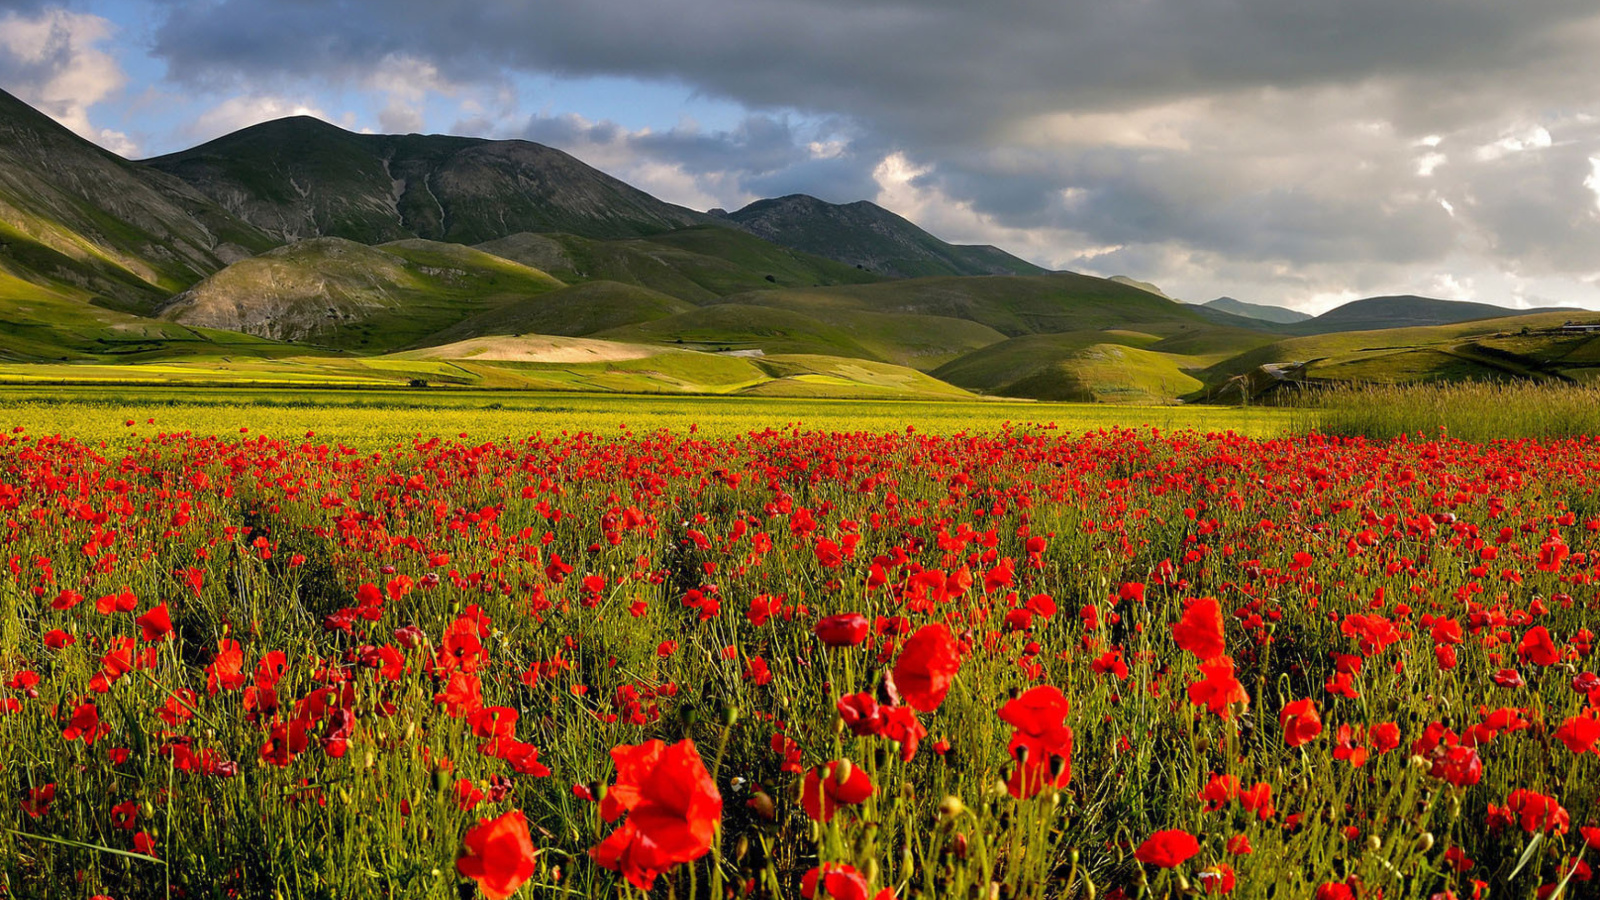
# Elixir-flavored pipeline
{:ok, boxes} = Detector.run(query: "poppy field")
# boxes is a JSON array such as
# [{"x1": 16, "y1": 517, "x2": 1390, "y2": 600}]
[{"x1": 1, "y1": 411, "x2": 1599, "y2": 900}]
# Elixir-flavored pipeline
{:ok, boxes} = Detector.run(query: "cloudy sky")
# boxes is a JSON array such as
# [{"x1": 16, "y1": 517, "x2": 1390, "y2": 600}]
[{"x1": 4, "y1": 0, "x2": 1600, "y2": 312}]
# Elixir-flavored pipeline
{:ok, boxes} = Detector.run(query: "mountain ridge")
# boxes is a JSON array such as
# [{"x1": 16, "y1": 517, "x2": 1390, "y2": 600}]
[{"x1": 716, "y1": 193, "x2": 1047, "y2": 278}]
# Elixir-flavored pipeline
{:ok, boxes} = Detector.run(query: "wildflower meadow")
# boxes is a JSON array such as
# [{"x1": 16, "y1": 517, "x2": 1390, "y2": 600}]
[{"x1": 1, "y1": 417, "x2": 1597, "y2": 899}]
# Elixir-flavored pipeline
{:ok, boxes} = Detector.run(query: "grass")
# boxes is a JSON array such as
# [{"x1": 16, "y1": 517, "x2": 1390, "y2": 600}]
[
  {"x1": 0, "y1": 386, "x2": 1298, "y2": 447},
  {"x1": 0, "y1": 415, "x2": 1594, "y2": 899},
  {"x1": 933, "y1": 332, "x2": 1206, "y2": 403},
  {"x1": 1204, "y1": 311, "x2": 1600, "y2": 385},
  {"x1": 1305, "y1": 380, "x2": 1600, "y2": 440},
  {"x1": 161, "y1": 238, "x2": 566, "y2": 352},
  {"x1": 423, "y1": 281, "x2": 694, "y2": 342}
]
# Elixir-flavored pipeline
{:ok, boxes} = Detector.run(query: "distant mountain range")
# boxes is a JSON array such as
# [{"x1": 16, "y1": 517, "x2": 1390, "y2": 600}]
[
  {"x1": 712, "y1": 194, "x2": 1043, "y2": 279},
  {"x1": 0, "y1": 85, "x2": 1595, "y2": 401},
  {"x1": 1203, "y1": 296, "x2": 1312, "y2": 325}
]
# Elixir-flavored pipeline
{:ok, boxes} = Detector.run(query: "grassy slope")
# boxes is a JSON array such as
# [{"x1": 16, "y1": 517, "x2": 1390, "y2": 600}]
[
  {"x1": 1204, "y1": 311, "x2": 1600, "y2": 385},
  {"x1": 424, "y1": 281, "x2": 695, "y2": 342},
  {"x1": 160, "y1": 238, "x2": 566, "y2": 351},
  {"x1": 933, "y1": 331, "x2": 1203, "y2": 403},
  {"x1": 1283, "y1": 295, "x2": 1576, "y2": 335},
  {"x1": 595, "y1": 304, "x2": 884, "y2": 360},
  {"x1": 476, "y1": 225, "x2": 881, "y2": 303},
  {"x1": 722, "y1": 272, "x2": 1231, "y2": 337}
]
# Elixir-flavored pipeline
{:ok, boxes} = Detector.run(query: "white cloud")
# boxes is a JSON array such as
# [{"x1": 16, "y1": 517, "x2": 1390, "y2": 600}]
[
  {"x1": 1474, "y1": 124, "x2": 1552, "y2": 162},
  {"x1": 364, "y1": 53, "x2": 460, "y2": 134},
  {"x1": 1586, "y1": 157, "x2": 1600, "y2": 215},
  {"x1": 1416, "y1": 152, "x2": 1447, "y2": 176},
  {"x1": 188, "y1": 95, "x2": 332, "y2": 143},
  {"x1": 0, "y1": 9, "x2": 136, "y2": 155}
]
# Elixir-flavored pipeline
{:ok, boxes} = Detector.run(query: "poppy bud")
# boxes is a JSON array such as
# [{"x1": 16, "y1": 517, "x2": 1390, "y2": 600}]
[
  {"x1": 834, "y1": 758, "x2": 855, "y2": 785},
  {"x1": 721, "y1": 703, "x2": 739, "y2": 727},
  {"x1": 1049, "y1": 754, "x2": 1067, "y2": 780},
  {"x1": 953, "y1": 833, "x2": 969, "y2": 860},
  {"x1": 1364, "y1": 835, "x2": 1382, "y2": 852},
  {"x1": 747, "y1": 790, "x2": 776, "y2": 820},
  {"x1": 680, "y1": 705, "x2": 699, "y2": 726},
  {"x1": 735, "y1": 835, "x2": 749, "y2": 862},
  {"x1": 1416, "y1": 832, "x2": 1435, "y2": 852},
  {"x1": 938, "y1": 795, "x2": 966, "y2": 819}
]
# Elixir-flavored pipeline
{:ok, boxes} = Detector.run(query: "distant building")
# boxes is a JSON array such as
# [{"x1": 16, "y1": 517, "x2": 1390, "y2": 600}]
[{"x1": 1560, "y1": 322, "x2": 1600, "y2": 333}]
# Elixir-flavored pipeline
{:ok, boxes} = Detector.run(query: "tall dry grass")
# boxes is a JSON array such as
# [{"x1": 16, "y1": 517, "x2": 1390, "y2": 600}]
[{"x1": 1304, "y1": 380, "x2": 1600, "y2": 441}]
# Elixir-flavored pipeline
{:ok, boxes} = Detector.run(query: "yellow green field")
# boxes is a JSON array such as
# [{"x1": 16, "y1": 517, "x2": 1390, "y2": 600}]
[{"x1": 0, "y1": 385, "x2": 1300, "y2": 447}]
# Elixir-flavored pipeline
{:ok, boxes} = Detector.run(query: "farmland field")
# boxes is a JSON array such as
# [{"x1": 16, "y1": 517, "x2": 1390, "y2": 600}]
[{"x1": 1, "y1": 389, "x2": 1597, "y2": 900}]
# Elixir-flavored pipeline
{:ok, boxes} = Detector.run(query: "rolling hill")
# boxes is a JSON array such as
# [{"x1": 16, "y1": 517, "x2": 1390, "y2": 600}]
[
  {"x1": 158, "y1": 237, "x2": 565, "y2": 350},
  {"x1": 475, "y1": 225, "x2": 880, "y2": 303},
  {"x1": 717, "y1": 194, "x2": 1046, "y2": 278},
  {"x1": 1204, "y1": 311, "x2": 1600, "y2": 399},
  {"x1": 1284, "y1": 295, "x2": 1576, "y2": 335},
  {"x1": 933, "y1": 331, "x2": 1203, "y2": 403}
]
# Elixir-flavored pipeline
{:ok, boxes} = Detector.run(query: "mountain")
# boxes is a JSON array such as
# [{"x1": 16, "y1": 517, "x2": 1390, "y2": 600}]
[
  {"x1": 1109, "y1": 276, "x2": 1176, "y2": 301},
  {"x1": 159, "y1": 237, "x2": 564, "y2": 350},
  {"x1": 1286, "y1": 295, "x2": 1576, "y2": 335},
  {"x1": 715, "y1": 194, "x2": 1047, "y2": 278},
  {"x1": 475, "y1": 225, "x2": 879, "y2": 303},
  {"x1": 1203, "y1": 296, "x2": 1312, "y2": 325},
  {"x1": 143, "y1": 117, "x2": 716, "y2": 245},
  {"x1": 0, "y1": 88, "x2": 275, "y2": 314}
]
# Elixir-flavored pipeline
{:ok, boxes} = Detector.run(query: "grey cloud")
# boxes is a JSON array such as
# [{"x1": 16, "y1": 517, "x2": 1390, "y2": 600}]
[
  {"x1": 516, "y1": 112, "x2": 884, "y2": 209},
  {"x1": 137, "y1": 0, "x2": 1600, "y2": 307}
]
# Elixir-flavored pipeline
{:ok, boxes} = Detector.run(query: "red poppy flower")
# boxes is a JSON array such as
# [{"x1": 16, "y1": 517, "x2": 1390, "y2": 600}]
[
  {"x1": 591, "y1": 739, "x2": 722, "y2": 890},
  {"x1": 997, "y1": 685, "x2": 1074, "y2": 799},
  {"x1": 1187, "y1": 656, "x2": 1249, "y2": 719},
  {"x1": 815, "y1": 613, "x2": 870, "y2": 647},
  {"x1": 801, "y1": 759, "x2": 875, "y2": 822},
  {"x1": 456, "y1": 809, "x2": 538, "y2": 899},
  {"x1": 1280, "y1": 698, "x2": 1323, "y2": 748},
  {"x1": 20, "y1": 783, "x2": 55, "y2": 819},
  {"x1": 1506, "y1": 789, "x2": 1570, "y2": 835},
  {"x1": 801, "y1": 863, "x2": 895, "y2": 900},
  {"x1": 136, "y1": 603, "x2": 173, "y2": 642},
  {"x1": 1171, "y1": 597, "x2": 1226, "y2": 660},
  {"x1": 1518, "y1": 627, "x2": 1561, "y2": 667},
  {"x1": 1197, "y1": 864, "x2": 1236, "y2": 895},
  {"x1": 109, "y1": 800, "x2": 138, "y2": 830},
  {"x1": 1135, "y1": 830, "x2": 1200, "y2": 868},
  {"x1": 892, "y1": 623, "x2": 961, "y2": 712}
]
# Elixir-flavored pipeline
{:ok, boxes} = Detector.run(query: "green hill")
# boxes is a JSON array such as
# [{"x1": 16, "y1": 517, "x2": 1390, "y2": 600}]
[
  {"x1": 1204, "y1": 311, "x2": 1600, "y2": 394},
  {"x1": 424, "y1": 281, "x2": 693, "y2": 342},
  {"x1": 597, "y1": 304, "x2": 882, "y2": 359},
  {"x1": 475, "y1": 225, "x2": 879, "y2": 303},
  {"x1": 723, "y1": 272, "x2": 1234, "y2": 338},
  {"x1": 934, "y1": 331, "x2": 1202, "y2": 403},
  {"x1": 1285, "y1": 295, "x2": 1576, "y2": 335},
  {"x1": 158, "y1": 238, "x2": 565, "y2": 351}
]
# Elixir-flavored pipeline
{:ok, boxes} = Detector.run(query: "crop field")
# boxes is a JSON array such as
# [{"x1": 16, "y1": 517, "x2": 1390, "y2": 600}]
[
  {"x1": 0, "y1": 387, "x2": 1298, "y2": 447},
  {"x1": 1, "y1": 390, "x2": 1597, "y2": 900}
]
